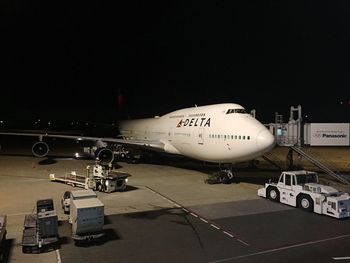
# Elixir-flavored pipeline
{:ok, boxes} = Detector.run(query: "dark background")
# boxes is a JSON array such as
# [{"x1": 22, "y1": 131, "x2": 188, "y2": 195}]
[{"x1": 1, "y1": 1, "x2": 349, "y2": 128}]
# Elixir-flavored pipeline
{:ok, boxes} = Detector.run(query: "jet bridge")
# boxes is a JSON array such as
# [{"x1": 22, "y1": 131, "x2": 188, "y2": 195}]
[
  {"x1": 263, "y1": 105, "x2": 349, "y2": 185},
  {"x1": 266, "y1": 105, "x2": 303, "y2": 147}
]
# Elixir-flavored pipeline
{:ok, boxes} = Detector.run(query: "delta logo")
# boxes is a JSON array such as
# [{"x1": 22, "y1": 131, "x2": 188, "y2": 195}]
[{"x1": 177, "y1": 118, "x2": 211, "y2": 128}]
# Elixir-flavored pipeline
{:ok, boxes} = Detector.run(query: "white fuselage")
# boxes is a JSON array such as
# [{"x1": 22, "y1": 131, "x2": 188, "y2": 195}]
[{"x1": 119, "y1": 103, "x2": 275, "y2": 163}]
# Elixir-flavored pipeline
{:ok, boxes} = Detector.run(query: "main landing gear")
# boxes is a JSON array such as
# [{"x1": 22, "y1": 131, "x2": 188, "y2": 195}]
[{"x1": 204, "y1": 164, "x2": 235, "y2": 184}]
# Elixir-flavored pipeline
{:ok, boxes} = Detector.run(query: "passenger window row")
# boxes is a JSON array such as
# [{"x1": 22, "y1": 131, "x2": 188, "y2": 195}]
[{"x1": 208, "y1": 134, "x2": 251, "y2": 140}]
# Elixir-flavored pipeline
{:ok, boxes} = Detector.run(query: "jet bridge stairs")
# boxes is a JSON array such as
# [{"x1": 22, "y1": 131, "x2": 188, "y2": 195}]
[
  {"x1": 290, "y1": 146, "x2": 349, "y2": 185},
  {"x1": 262, "y1": 146, "x2": 349, "y2": 185}
]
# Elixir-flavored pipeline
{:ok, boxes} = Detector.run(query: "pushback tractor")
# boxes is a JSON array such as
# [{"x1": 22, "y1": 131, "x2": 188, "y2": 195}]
[{"x1": 258, "y1": 170, "x2": 350, "y2": 219}]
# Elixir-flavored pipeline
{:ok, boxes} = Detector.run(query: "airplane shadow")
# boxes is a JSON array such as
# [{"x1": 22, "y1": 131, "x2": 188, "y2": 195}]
[
  {"x1": 123, "y1": 208, "x2": 179, "y2": 221},
  {"x1": 123, "y1": 185, "x2": 139, "y2": 192}
]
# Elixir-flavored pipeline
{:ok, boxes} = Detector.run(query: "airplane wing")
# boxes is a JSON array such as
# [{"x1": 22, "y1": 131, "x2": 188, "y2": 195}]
[{"x1": 0, "y1": 132, "x2": 165, "y2": 152}]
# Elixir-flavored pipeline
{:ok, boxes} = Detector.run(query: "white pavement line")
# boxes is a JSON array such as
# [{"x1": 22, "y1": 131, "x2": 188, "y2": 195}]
[
  {"x1": 210, "y1": 234, "x2": 350, "y2": 263},
  {"x1": 333, "y1": 257, "x2": 350, "y2": 260},
  {"x1": 223, "y1": 231, "x2": 234, "y2": 238},
  {"x1": 146, "y1": 187, "x2": 178, "y2": 207},
  {"x1": 190, "y1": 212, "x2": 198, "y2": 218},
  {"x1": 148, "y1": 188, "x2": 157, "y2": 194},
  {"x1": 211, "y1": 224, "x2": 220, "y2": 230},
  {"x1": 55, "y1": 249, "x2": 62, "y2": 263},
  {"x1": 145, "y1": 186, "x2": 250, "y2": 246},
  {"x1": 237, "y1": 239, "x2": 250, "y2": 246},
  {"x1": 200, "y1": 218, "x2": 208, "y2": 224}
]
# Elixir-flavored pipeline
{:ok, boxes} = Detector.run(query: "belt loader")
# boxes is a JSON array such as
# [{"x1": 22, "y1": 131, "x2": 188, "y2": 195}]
[{"x1": 50, "y1": 164, "x2": 131, "y2": 193}]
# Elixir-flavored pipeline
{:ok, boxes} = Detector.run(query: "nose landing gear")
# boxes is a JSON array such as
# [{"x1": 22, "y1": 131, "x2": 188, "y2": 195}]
[{"x1": 204, "y1": 165, "x2": 235, "y2": 184}]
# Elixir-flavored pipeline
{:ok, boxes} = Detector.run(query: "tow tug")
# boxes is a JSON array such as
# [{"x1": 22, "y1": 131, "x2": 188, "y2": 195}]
[{"x1": 258, "y1": 170, "x2": 350, "y2": 219}]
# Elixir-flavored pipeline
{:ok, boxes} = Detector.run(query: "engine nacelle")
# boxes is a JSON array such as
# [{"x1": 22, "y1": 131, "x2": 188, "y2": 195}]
[
  {"x1": 32, "y1": 141, "x2": 50, "y2": 158},
  {"x1": 95, "y1": 147, "x2": 114, "y2": 165}
]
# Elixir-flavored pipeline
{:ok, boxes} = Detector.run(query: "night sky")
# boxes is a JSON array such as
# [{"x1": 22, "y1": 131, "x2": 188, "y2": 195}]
[{"x1": 1, "y1": 1, "x2": 349, "y2": 126}]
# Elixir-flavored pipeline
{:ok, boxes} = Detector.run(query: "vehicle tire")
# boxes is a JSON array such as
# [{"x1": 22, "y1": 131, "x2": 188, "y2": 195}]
[
  {"x1": 298, "y1": 195, "x2": 314, "y2": 212},
  {"x1": 267, "y1": 187, "x2": 280, "y2": 202}
]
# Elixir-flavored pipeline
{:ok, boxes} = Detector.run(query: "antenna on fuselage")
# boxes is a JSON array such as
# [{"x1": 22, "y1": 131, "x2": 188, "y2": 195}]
[{"x1": 195, "y1": 104, "x2": 197, "y2": 107}]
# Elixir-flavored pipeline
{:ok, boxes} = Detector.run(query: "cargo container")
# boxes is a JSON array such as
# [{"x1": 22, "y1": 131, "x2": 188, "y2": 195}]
[
  {"x1": 37, "y1": 211, "x2": 58, "y2": 238},
  {"x1": 37, "y1": 199, "x2": 54, "y2": 213},
  {"x1": 22, "y1": 201, "x2": 58, "y2": 253},
  {"x1": 69, "y1": 190, "x2": 104, "y2": 241},
  {"x1": 70, "y1": 189, "x2": 97, "y2": 202}
]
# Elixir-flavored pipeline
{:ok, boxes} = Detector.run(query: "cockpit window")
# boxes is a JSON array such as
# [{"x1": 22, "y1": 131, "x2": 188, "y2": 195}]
[
  {"x1": 226, "y1": 109, "x2": 246, "y2": 114},
  {"x1": 296, "y1": 173, "x2": 318, "y2": 185}
]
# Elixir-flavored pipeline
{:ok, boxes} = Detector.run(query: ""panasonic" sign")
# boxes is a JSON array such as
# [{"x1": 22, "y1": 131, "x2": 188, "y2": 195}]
[
  {"x1": 322, "y1": 133, "x2": 347, "y2": 138},
  {"x1": 306, "y1": 123, "x2": 350, "y2": 146}
]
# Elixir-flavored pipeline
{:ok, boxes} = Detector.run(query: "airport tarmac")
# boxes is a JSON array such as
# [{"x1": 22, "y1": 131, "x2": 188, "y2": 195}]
[{"x1": 0, "y1": 139, "x2": 350, "y2": 262}]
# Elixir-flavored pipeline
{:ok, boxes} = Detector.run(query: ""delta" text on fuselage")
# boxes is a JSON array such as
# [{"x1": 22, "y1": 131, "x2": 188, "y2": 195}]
[{"x1": 177, "y1": 118, "x2": 211, "y2": 128}]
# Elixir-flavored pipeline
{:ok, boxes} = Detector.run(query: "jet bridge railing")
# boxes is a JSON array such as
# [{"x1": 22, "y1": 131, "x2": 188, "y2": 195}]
[{"x1": 290, "y1": 146, "x2": 349, "y2": 185}]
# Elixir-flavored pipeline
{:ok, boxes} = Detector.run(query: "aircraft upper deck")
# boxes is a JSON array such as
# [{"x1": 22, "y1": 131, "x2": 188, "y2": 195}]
[{"x1": 165, "y1": 103, "x2": 246, "y2": 118}]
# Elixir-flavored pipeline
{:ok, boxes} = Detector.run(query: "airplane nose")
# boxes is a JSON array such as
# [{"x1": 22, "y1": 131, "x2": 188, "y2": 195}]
[{"x1": 256, "y1": 129, "x2": 275, "y2": 152}]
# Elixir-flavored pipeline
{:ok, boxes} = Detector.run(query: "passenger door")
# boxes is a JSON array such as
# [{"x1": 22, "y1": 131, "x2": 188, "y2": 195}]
[
  {"x1": 279, "y1": 174, "x2": 296, "y2": 206},
  {"x1": 198, "y1": 127, "x2": 204, "y2": 145}
]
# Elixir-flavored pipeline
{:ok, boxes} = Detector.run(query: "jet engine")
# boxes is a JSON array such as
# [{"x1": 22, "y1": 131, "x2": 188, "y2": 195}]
[
  {"x1": 32, "y1": 141, "x2": 50, "y2": 158},
  {"x1": 94, "y1": 140, "x2": 114, "y2": 165}
]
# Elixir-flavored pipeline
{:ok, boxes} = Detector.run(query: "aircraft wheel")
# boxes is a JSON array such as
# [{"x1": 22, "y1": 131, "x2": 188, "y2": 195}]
[{"x1": 222, "y1": 174, "x2": 231, "y2": 184}]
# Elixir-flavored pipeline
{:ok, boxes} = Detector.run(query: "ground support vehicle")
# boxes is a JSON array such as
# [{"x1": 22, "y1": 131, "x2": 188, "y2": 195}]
[
  {"x1": 50, "y1": 164, "x2": 131, "y2": 193},
  {"x1": 204, "y1": 170, "x2": 234, "y2": 184},
  {"x1": 61, "y1": 191, "x2": 71, "y2": 214},
  {"x1": 21, "y1": 199, "x2": 59, "y2": 253},
  {"x1": 81, "y1": 144, "x2": 140, "y2": 164},
  {"x1": 258, "y1": 170, "x2": 350, "y2": 219}
]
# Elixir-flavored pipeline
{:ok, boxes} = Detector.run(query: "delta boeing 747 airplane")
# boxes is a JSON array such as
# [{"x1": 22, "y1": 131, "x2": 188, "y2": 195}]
[{"x1": 0, "y1": 103, "x2": 275, "y2": 180}]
